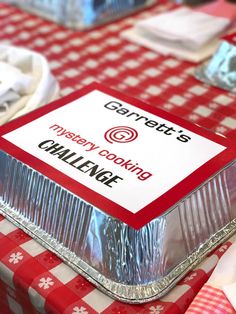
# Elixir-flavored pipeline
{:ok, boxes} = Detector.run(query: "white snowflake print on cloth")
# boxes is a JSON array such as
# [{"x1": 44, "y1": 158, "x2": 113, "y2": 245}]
[
  {"x1": 149, "y1": 305, "x2": 164, "y2": 314},
  {"x1": 9, "y1": 252, "x2": 23, "y2": 264},
  {"x1": 184, "y1": 272, "x2": 197, "y2": 283},
  {"x1": 219, "y1": 245, "x2": 229, "y2": 253},
  {"x1": 72, "y1": 306, "x2": 88, "y2": 314},
  {"x1": 38, "y1": 277, "x2": 54, "y2": 290}
]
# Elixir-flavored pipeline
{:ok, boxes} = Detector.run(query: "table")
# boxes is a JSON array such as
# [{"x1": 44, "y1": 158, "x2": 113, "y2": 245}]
[{"x1": 0, "y1": 1, "x2": 236, "y2": 313}]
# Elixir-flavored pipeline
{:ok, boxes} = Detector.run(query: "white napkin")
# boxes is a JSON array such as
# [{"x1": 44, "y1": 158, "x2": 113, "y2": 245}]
[
  {"x1": 137, "y1": 7, "x2": 230, "y2": 50},
  {"x1": 0, "y1": 45, "x2": 60, "y2": 125},
  {"x1": 0, "y1": 61, "x2": 34, "y2": 109},
  {"x1": 121, "y1": 7, "x2": 231, "y2": 62}
]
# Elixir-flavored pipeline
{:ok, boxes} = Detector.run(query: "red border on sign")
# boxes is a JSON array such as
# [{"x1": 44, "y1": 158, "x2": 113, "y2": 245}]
[{"x1": 0, "y1": 82, "x2": 235, "y2": 229}]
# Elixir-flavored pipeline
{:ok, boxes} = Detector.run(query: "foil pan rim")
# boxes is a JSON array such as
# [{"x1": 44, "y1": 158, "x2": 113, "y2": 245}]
[{"x1": 1, "y1": 200, "x2": 236, "y2": 304}]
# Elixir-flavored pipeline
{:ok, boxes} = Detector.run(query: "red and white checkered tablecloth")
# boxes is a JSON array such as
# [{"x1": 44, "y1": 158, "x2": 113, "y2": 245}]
[
  {"x1": 0, "y1": 1, "x2": 236, "y2": 313},
  {"x1": 186, "y1": 285, "x2": 235, "y2": 314}
]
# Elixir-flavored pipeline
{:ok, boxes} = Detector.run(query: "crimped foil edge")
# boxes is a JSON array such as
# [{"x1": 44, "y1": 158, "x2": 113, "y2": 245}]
[{"x1": 0, "y1": 199, "x2": 236, "y2": 304}]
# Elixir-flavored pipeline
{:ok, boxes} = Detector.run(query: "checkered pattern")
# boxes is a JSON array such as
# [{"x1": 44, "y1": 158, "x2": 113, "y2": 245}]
[
  {"x1": 1, "y1": 216, "x2": 236, "y2": 314},
  {"x1": 186, "y1": 285, "x2": 235, "y2": 314},
  {"x1": 0, "y1": 1, "x2": 236, "y2": 313},
  {"x1": 0, "y1": 2, "x2": 235, "y2": 141}
]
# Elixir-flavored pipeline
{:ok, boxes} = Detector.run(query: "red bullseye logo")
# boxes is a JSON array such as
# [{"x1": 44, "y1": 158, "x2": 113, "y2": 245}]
[{"x1": 105, "y1": 126, "x2": 138, "y2": 144}]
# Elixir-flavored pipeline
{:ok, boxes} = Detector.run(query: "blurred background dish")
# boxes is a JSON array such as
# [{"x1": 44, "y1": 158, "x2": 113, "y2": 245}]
[
  {"x1": 195, "y1": 40, "x2": 236, "y2": 92},
  {"x1": 3, "y1": 0, "x2": 155, "y2": 29}
]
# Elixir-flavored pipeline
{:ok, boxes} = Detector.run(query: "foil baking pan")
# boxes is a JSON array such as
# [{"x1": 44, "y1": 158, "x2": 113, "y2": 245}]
[
  {"x1": 195, "y1": 40, "x2": 236, "y2": 93},
  {"x1": 0, "y1": 83, "x2": 236, "y2": 303},
  {"x1": 8, "y1": 0, "x2": 154, "y2": 30}
]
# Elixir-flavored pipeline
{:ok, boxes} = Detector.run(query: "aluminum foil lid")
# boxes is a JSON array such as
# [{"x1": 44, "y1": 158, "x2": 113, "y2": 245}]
[
  {"x1": 195, "y1": 40, "x2": 236, "y2": 92},
  {"x1": 0, "y1": 83, "x2": 235, "y2": 229}
]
